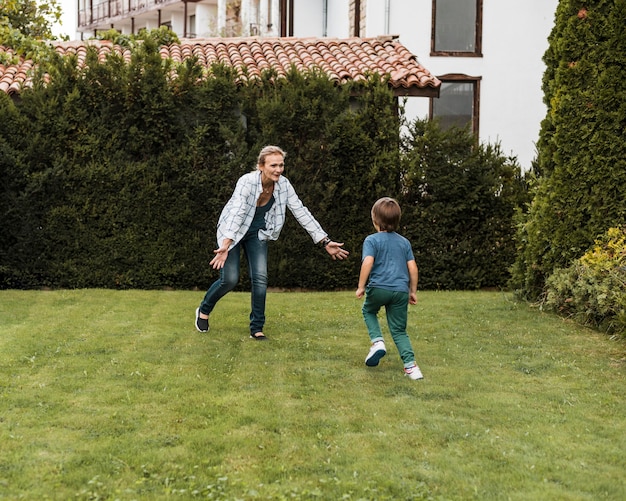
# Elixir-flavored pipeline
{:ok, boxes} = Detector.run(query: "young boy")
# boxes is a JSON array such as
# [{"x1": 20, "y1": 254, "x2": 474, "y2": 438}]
[{"x1": 355, "y1": 197, "x2": 423, "y2": 380}]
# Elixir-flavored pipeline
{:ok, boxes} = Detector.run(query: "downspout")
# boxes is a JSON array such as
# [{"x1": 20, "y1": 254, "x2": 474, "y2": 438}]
[
  {"x1": 323, "y1": 0, "x2": 328, "y2": 37},
  {"x1": 280, "y1": 0, "x2": 286, "y2": 36}
]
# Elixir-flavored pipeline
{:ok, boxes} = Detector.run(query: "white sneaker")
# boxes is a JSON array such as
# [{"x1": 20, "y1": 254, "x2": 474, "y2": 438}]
[
  {"x1": 404, "y1": 363, "x2": 423, "y2": 380},
  {"x1": 365, "y1": 341, "x2": 387, "y2": 367}
]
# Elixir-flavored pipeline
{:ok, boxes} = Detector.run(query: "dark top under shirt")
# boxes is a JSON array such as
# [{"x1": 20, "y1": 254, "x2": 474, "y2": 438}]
[{"x1": 246, "y1": 196, "x2": 275, "y2": 238}]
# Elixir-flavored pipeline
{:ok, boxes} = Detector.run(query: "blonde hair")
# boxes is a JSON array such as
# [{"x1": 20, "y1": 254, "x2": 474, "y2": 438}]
[
  {"x1": 256, "y1": 145, "x2": 286, "y2": 170},
  {"x1": 371, "y1": 197, "x2": 401, "y2": 232}
]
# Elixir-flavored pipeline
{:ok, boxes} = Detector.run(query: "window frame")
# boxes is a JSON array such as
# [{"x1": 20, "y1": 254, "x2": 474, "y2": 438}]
[
  {"x1": 431, "y1": 0, "x2": 483, "y2": 57},
  {"x1": 429, "y1": 74, "x2": 481, "y2": 135}
]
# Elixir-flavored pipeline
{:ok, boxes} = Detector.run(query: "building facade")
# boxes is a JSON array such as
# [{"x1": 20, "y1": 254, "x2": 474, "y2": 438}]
[
  {"x1": 76, "y1": 0, "x2": 558, "y2": 169},
  {"x1": 77, "y1": 0, "x2": 284, "y2": 39}
]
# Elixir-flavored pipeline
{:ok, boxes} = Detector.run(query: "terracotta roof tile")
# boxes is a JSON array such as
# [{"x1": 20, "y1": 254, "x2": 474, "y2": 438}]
[{"x1": 0, "y1": 36, "x2": 440, "y2": 97}]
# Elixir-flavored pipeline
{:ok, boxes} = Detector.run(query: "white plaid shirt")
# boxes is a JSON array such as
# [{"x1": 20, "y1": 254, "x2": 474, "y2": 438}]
[{"x1": 216, "y1": 170, "x2": 327, "y2": 248}]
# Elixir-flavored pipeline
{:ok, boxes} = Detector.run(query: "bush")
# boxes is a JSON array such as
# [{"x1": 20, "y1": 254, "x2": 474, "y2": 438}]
[
  {"x1": 543, "y1": 227, "x2": 626, "y2": 335},
  {"x1": 0, "y1": 43, "x2": 525, "y2": 290},
  {"x1": 400, "y1": 119, "x2": 526, "y2": 290}
]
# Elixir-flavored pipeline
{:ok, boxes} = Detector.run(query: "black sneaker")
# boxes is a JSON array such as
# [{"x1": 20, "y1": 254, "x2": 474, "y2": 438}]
[{"x1": 195, "y1": 308, "x2": 209, "y2": 332}]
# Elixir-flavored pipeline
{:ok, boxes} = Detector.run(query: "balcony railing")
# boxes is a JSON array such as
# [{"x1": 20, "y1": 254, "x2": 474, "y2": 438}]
[{"x1": 78, "y1": 0, "x2": 173, "y2": 27}]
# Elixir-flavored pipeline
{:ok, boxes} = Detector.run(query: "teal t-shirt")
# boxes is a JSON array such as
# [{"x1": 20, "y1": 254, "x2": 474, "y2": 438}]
[{"x1": 362, "y1": 231, "x2": 414, "y2": 293}]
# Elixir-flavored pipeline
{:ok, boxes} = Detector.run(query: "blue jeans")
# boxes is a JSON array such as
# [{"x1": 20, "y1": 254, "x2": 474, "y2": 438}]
[{"x1": 199, "y1": 232, "x2": 268, "y2": 335}]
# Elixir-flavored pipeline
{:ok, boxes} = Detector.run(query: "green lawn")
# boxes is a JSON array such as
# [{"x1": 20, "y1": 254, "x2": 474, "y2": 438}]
[{"x1": 0, "y1": 290, "x2": 624, "y2": 500}]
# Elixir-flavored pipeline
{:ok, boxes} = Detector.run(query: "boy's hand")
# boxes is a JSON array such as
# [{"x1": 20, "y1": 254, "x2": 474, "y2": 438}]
[
  {"x1": 356, "y1": 287, "x2": 366, "y2": 298},
  {"x1": 409, "y1": 292, "x2": 417, "y2": 305}
]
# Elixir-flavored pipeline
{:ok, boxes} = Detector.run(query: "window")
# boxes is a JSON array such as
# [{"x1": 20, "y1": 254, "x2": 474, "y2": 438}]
[
  {"x1": 432, "y1": 0, "x2": 482, "y2": 56},
  {"x1": 189, "y1": 15, "x2": 196, "y2": 38},
  {"x1": 430, "y1": 75, "x2": 481, "y2": 134}
]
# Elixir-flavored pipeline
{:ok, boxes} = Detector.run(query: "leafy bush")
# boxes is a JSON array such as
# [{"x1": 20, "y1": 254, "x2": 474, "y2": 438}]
[
  {"x1": 543, "y1": 227, "x2": 626, "y2": 335},
  {"x1": 400, "y1": 119, "x2": 526, "y2": 290},
  {"x1": 0, "y1": 41, "x2": 525, "y2": 290}
]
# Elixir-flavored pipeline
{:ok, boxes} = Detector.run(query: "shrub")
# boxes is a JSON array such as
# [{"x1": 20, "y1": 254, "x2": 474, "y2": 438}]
[
  {"x1": 400, "y1": 119, "x2": 526, "y2": 290},
  {"x1": 543, "y1": 227, "x2": 626, "y2": 335},
  {"x1": 0, "y1": 45, "x2": 525, "y2": 290}
]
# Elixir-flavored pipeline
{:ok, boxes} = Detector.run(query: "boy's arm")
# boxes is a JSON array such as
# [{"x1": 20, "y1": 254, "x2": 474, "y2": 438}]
[
  {"x1": 408, "y1": 260, "x2": 419, "y2": 305},
  {"x1": 356, "y1": 256, "x2": 374, "y2": 298}
]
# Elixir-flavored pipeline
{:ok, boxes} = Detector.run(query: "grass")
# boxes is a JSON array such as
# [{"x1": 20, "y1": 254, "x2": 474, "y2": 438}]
[{"x1": 0, "y1": 289, "x2": 625, "y2": 500}]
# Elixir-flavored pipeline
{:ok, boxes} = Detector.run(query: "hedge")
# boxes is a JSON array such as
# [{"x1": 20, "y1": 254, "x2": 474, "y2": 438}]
[{"x1": 0, "y1": 38, "x2": 525, "y2": 290}]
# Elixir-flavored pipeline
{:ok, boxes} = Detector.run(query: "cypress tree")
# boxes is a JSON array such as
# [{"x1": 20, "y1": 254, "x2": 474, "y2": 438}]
[{"x1": 511, "y1": 0, "x2": 626, "y2": 299}]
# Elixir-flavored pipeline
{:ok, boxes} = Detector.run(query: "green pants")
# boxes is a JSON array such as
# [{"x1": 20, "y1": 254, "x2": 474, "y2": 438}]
[{"x1": 362, "y1": 286, "x2": 416, "y2": 367}]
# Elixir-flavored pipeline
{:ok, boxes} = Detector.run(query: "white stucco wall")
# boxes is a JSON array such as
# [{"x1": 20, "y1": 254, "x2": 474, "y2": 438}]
[
  {"x1": 292, "y1": 0, "x2": 325, "y2": 37},
  {"x1": 196, "y1": 3, "x2": 218, "y2": 37},
  {"x1": 325, "y1": 0, "x2": 350, "y2": 38},
  {"x1": 290, "y1": 0, "x2": 351, "y2": 38}
]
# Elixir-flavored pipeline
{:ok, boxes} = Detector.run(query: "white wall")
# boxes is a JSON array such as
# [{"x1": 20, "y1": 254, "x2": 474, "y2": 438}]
[
  {"x1": 292, "y1": 0, "x2": 325, "y2": 37},
  {"x1": 171, "y1": 11, "x2": 186, "y2": 37},
  {"x1": 478, "y1": 1, "x2": 557, "y2": 167},
  {"x1": 196, "y1": 3, "x2": 218, "y2": 37},
  {"x1": 326, "y1": 0, "x2": 350, "y2": 38}
]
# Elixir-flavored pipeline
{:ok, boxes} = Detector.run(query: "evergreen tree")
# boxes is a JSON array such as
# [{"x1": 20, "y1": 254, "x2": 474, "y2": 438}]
[{"x1": 511, "y1": 0, "x2": 626, "y2": 299}]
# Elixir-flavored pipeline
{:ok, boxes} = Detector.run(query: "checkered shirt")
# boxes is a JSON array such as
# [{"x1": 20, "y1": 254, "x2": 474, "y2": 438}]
[{"x1": 216, "y1": 170, "x2": 327, "y2": 248}]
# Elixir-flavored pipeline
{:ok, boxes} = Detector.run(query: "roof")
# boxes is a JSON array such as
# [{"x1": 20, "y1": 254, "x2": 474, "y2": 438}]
[{"x1": 0, "y1": 36, "x2": 441, "y2": 97}]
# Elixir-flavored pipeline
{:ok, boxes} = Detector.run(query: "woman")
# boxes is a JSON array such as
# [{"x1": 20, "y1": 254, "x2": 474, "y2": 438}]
[{"x1": 195, "y1": 145, "x2": 349, "y2": 340}]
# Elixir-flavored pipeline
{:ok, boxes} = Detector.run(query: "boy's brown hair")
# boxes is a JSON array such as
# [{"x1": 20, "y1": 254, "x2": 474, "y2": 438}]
[{"x1": 371, "y1": 197, "x2": 401, "y2": 232}]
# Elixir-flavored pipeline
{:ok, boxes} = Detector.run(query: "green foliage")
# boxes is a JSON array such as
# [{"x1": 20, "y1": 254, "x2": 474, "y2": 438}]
[
  {"x1": 2, "y1": 41, "x2": 245, "y2": 288},
  {"x1": 0, "y1": 0, "x2": 63, "y2": 63},
  {"x1": 544, "y1": 227, "x2": 626, "y2": 334},
  {"x1": 400, "y1": 119, "x2": 526, "y2": 289},
  {"x1": 242, "y1": 69, "x2": 402, "y2": 289},
  {"x1": 0, "y1": 92, "x2": 29, "y2": 286},
  {"x1": 512, "y1": 0, "x2": 626, "y2": 299},
  {"x1": 0, "y1": 0, "x2": 61, "y2": 38},
  {"x1": 0, "y1": 44, "x2": 524, "y2": 290},
  {"x1": 95, "y1": 25, "x2": 180, "y2": 48}
]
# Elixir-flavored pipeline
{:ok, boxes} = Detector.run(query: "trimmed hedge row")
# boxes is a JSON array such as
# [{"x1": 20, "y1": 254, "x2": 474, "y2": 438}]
[{"x1": 0, "y1": 39, "x2": 525, "y2": 290}]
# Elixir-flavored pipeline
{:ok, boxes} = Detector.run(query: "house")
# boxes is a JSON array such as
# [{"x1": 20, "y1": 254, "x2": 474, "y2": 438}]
[{"x1": 76, "y1": 0, "x2": 558, "y2": 169}]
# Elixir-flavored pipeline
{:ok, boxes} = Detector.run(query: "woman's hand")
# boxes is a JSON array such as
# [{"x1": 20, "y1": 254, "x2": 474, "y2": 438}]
[
  {"x1": 210, "y1": 242, "x2": 231, "y2": 269},
  {"x1": 325, "y1": 241, "x2": 349, "y2": 260}
]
